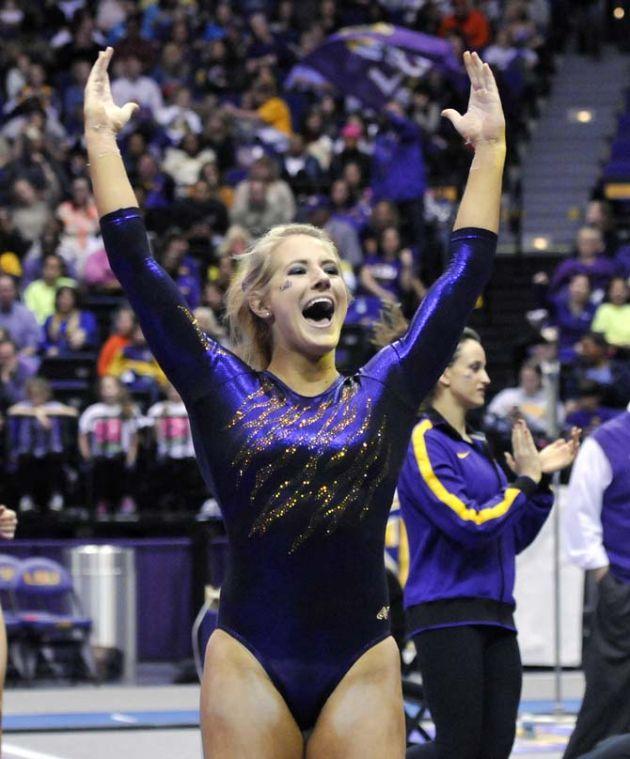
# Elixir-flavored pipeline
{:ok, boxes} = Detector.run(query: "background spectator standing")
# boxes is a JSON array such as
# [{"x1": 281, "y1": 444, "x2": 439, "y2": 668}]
[
  {"x1": 146, "y1": 383, "x2": 206, "y2": 513},
  {"x1": 7, "y1": 377, "x2": 77, "y2": 513},
  {"x1": 78, "y1": 375, "x2": 139, "y2": 518}
]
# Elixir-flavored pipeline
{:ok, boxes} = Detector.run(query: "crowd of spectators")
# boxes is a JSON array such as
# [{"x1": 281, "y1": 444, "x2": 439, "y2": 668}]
[{"x1": 0, "y1": 0, "x2": 624, "y2": 516}]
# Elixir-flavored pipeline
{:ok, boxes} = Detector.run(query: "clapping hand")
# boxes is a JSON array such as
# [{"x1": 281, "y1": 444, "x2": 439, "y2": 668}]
[
  {"x1": 84, "y1": 47, "x2": 138, "y2": 135},
  {"x1": 0, "y1": 505, "x2": 17, "y2": 540},
  {"x1": 505, "y1": 419, "x2": 542, "y2": 483},
  {"x1": 442, "y1": 51, "x2": 505, "y2": 148},
  {"x1": 505, "y1": 425, "x2": 581, "y2": 477},
  {"x1": 537, "y1": 427, "x2": 581, "y2": 473}
]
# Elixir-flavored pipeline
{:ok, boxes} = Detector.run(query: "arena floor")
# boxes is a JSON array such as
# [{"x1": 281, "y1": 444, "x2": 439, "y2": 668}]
[{"x1": 2, "y1": 672, "x2": 585, "y2": 758}]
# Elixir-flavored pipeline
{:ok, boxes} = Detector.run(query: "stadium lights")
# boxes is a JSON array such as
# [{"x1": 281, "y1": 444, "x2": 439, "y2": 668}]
[
  {"x1": 532, "y1": 237, "x2": 550, "y2": 251},
  {"x1": 613, "y1": 6, "x2": 625, "y2": 19}
]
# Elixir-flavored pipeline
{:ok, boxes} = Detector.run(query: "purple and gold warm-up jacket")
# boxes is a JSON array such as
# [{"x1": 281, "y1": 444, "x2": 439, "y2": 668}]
[{"x1": 398, "y1": 409, "x2": 554, "y2": 635}]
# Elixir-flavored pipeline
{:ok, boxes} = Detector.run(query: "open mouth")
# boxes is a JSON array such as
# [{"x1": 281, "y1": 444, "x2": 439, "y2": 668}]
[{"x1": 302, "y1": 297, "x2": 335, "y2": 328}]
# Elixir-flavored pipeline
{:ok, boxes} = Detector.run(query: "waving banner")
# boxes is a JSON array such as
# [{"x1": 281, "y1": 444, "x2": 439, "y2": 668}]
[{"x1": 294, "y1": 24, "x2": 463, "y2": 109}]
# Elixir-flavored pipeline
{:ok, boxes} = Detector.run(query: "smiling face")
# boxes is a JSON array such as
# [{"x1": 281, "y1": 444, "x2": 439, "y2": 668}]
[
  {"x1": 438, "y1": 338, "x2": 490, "y2": 411},
  {"x1": 251, "y1": 234, "x2": 348, "y2": 362}
]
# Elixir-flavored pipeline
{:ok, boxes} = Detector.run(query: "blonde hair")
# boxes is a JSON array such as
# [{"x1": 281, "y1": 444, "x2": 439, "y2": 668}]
[{"x1": 225, "y1": 223, "x2": 341, "y2": 371}]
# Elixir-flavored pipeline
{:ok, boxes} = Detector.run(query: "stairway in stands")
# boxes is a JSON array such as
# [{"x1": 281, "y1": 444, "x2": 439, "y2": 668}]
[
  {"x1": 517, "y1": 47, "x2": 630, "y2": 254},
  {"x1": 470, "y1": 254, "x2": 561, "y2": 391}
]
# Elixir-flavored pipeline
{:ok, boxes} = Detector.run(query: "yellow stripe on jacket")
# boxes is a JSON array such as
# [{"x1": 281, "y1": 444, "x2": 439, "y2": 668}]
[{"x1": 412, "y1": 419, "x2": 521, "y2": 525}]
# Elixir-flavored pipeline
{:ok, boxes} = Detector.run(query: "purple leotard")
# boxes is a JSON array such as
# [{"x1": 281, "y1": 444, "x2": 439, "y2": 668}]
[{"x1": 101, "y1": 207, "x2": 496, "y2": 729}]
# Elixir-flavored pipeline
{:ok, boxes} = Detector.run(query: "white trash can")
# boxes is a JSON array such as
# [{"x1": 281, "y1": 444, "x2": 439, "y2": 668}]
[{"x1": 69, "y1": 545, "x2": 137, "y2": 682}]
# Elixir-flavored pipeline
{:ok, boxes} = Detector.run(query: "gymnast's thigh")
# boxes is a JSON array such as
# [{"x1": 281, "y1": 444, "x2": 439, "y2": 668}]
[
  {"x1": 306, "y1": 636, "x2": 405, "y2": 759},
  {"x1": 200, "y1": 629, "x2": 303, "y2": 759}
]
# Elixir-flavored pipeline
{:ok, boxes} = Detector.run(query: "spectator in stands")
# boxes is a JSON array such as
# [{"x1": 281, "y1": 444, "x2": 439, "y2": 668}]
[
  {"x1": 82, "y1": 243, "x2": 120, "y2": 292},
  {"x1": 279, "y1": 134, "x2": 324, "y2": 203},
  {"x1": 40, "y1": 286, "x2": 98, "y2": 356},
  {"x1": 231, "y1": 178, "x2": 291, "y2": 238},
  {"x1": 306, "y1": 196, "x2": 363, "y2": 269},
  {"x1": 330, "y1": 121, "x2": 371, "y2": 185},
  {"x1": 591, "y1": 276, "x2": 630, "y2": 350},
  {"x1": 111, "y1": 53, "x2": 163, "y2": 116},
  {"x1": 564, "y1": 380, "x2": 621, "y2": 438},
  {"x1": 548, "y1": 273, "x2": 597, "y2": 364},
  {"x1": 56, "y1": 177, "x2": 100, "y2": 278},
  {"x1": 371, "y1": 102, "x2": 427, "y2": 258},
  {"x1": 565, "y1": 332, "x2": 630, "y2": 408},
  {"x1": 78, "y1": 375, "x2": 139, "y2": 517},
  {"x1": 9, "y1": 177, "x2": 53, "y2": 245},
  {"x1": 584, "y1": 200, "x2": 620, "y2": 255},
  {"x1": 439, "y1": 0, "x2": 492, "y2": 50},
  {"x1": 225, "y1": 76, "x2": 293, "y2": 138},
  {"x1": 147, "y1": 383, "x2": 205, "y2": 512},
  {"x1": 162, "y1": 132, "x2": 216, "y2": 195},
  {"x1": 194, "y1": 306, "x2": 228, "y2": 345},
  {"x1": 536, "y1": 226, "x2": 620, "y2": 300},
  {"x1": 61, "y1": 58, "x2": 91, "y2": 137},
  {"x1": 217, "y1": 224, "x2": 252, "y2": 259},
  {"x1": 0, "y1": 274, "x2": 39, "y2": 357},
  {"x1": 0, "y1": 206, "x2": 29, "y2": 263},
  {"x1": 485, "y1": 360, "x2": 564, "y2": 442},
  {"x1": 97, "y1": 304, "x2": 135, "y2": 378},
  {"x1": 232, "y1": 156, "x2": 296, "y2": 228},
  {"x1": 159, "y1": 232, "x2": 201, "y2": 309},
  {"x1": 483, "y1": 27, "x2": 539, "y2": 72},
  {"x1": 170, "y1": 178, "x2": 229, "y2": 237},
  {"x1": 7, "y1": 377, "x2": 77, "y2": 513},
  {"x1": 360, "y1": 226, "x2": 426, "y2": 316},
  {"x1": 302, "y1": 108, "x2": 334, "y2": 172},
  {"x1": 155, "y1": 86, "x2": 201, "y2": 145},
  {"x1": 330, "y1": 178, "x2": 370, "y2": 233},
  {"x1": 0, "y1": 338, "x2": 36, "y2": 412},
  {"x1": 108, "y1": 323, "x2": 168, "y2": 404},
  {"x1": 22, "y1": 252, "x2": 76, "y2": 324},
  {"x1": 129, "y1": 151, "x2": 175, "y2": 219}
]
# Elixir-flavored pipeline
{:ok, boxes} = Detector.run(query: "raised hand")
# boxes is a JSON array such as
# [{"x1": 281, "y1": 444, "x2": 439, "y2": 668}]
[
  {"x1": 442, "y1": 51, "x2": 505, "y2": 148},
  {"x1": 84, "y1": 47, "x2": 138, "y2": 135}
]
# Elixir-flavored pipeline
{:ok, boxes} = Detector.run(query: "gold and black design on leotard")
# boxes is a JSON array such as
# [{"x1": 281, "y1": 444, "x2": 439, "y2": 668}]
[
  {"x1": 224, "y1": 379, "x2": 391, "y2": 552},
  {"x1": 176, "y1": 305, "x2": 227, "y2": 355}
]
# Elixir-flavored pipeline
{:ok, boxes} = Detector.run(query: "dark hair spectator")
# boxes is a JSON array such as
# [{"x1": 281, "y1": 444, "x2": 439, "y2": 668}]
[{"x1": 40, "y1": 286, "x2": 98, "y2": 356}]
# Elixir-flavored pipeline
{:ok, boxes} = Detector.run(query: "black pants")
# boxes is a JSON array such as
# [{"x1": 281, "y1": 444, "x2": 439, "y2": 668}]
[
  {"x1": 89, "y1": 455, "x2": 133, "y2": 507},
  {"x1": 408, "y1": 625, "x2": 521, "y2": 759},
  {"x1": 563, "y1": 573, "x2": 630, "y2": 759},
  {"x1": 152, "y1": 457, "x2": 206, "y2": 511},
  {"x1": 16, "y1": 453, "x2": 65, "y2": 506}
]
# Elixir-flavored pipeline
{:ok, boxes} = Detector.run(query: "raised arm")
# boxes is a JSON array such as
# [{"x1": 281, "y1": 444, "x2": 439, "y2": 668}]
[
  {"x1": 365, "y1": 53, "x2": 505, "y2": 407},
  {"x1": 84, "y1": 49, "x2": 221, "y2": 403}
]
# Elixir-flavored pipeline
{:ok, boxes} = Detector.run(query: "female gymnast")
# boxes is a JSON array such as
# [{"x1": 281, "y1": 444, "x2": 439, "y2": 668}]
[
  {"x1": 397, "y1": 329, "x2": 579, "y2": 758},
  {"x1": 0, "y1": 504, "x2": 18, "y2": 752},
  {"x1": 85, "y1": 47, "x2": 506, "y2": 759}
]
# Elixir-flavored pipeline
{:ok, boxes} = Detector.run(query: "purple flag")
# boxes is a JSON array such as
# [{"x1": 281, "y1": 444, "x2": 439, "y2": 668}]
[{"x1": 292, "y1": 24, "x2": 463, "y2": 109}]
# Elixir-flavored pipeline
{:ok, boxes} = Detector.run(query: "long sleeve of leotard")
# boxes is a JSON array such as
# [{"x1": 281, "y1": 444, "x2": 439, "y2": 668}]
[
  {"x1": 364, "y1": 227, "x2": 496, "y2": 409},
  {"x1": 100, "y1": 207, "x2": 220, "y2": 404}
]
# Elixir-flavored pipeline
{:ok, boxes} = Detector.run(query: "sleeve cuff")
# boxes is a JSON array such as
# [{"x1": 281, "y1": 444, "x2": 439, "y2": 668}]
[
  {"x1": 100, "y1": 207, "x2": 142, "y2": 225},
  {"x1": 513, "y1": 476, "x2": 539, "y2": 497}
]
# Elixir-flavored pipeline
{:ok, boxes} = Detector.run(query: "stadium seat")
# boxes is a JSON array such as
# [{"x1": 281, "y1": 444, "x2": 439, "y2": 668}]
[{"x1": 14, "y1": 557, "x2": 95, "y2": 682}]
